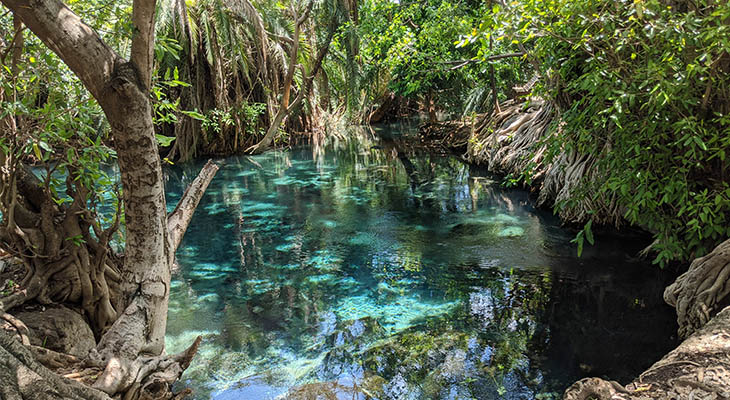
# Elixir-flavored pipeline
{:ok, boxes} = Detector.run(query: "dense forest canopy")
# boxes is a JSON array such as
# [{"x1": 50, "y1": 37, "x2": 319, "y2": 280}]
[
  {"x1": 3, "y1": 0, "x2": 728, "y2": 262},
  {"x1": 1, "y1": 0, "x2": 730, "y2": 398}
]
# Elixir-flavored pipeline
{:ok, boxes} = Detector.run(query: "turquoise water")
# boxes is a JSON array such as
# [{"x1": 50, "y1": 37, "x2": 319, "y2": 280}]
[{"x1": 164, "y1": 126, "x2": 677, "y2": 399}]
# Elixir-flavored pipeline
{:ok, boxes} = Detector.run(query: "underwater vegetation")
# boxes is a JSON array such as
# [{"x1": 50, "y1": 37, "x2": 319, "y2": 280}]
[{"x1": 164, "y1": 129, "x2": 677, "y2": 399}]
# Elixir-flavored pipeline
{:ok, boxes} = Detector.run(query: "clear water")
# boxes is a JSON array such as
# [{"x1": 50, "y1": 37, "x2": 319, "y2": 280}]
[{"x1": 164, "y1": 125, "x2": 678, "y2": 400}]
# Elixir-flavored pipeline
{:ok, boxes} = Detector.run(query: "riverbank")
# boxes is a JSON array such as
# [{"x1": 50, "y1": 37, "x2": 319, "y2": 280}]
[{"x1": 416, "y1": 100, "x2": 730, "y2": 399}]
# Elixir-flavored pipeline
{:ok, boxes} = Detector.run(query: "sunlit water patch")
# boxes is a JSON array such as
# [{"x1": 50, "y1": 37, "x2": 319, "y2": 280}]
[{"x1": 164, "y1": 127, "x2": 678, "y2": 399}]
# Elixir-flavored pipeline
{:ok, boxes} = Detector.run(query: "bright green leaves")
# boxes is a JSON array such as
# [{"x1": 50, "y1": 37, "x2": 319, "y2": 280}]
[
  {"x1": 571, "y1": 220, "x2": 594, "y2": 258},
  {"x1": 155, "y1": 134, "x2": 176, "y2": 147},
  {"x1": 359, "y1": 0, "x2": 486, "y2": 112},
  {"x1": 151, "y1": 66, "x2": 193, "y2": 126},
  {"x1": 464, "y1": 0, "x2": 730, "y2": 265}
]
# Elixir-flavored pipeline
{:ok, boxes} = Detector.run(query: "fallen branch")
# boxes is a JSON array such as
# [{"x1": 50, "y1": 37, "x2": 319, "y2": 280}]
[{"x1": 167, "y1": 160, "x2": 220, "y2": 254}]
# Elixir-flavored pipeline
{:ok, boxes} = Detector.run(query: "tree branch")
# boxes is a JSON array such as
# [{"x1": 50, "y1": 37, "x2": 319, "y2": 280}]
[
  {"x1": 440, "y1": 52, "x2": 526, "y2": 71},
  {"x1": 130, "y1": 0, "x2": 156, "y2": 90},
  {"x1": 167, "y1": 160, "x2": 219, "y2": 255},
  {"x1": 0, "y1": 0, "x2": 122, "y2": 101}
]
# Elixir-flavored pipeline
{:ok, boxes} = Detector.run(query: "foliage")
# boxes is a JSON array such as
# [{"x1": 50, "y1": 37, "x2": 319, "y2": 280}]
[
  {"x1": 0, "y1": 11, "x2": 119, "y2": 229},
  {"x1": 461, "y1": 0, "x2": 730, "y2": 264},
  {"x1": 5, "y1": 0, "x2": 730, "y2": 266},
  {"x1": 353, "y1": 0, "x2": 530, "y2": 119},
  {"x1": 356, "y1": 0, "x2": 484, "y2": 116}
]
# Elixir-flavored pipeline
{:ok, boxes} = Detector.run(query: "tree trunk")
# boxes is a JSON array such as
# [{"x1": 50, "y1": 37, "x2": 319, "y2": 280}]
[
  {"x1": 0, "y1": 0, "x2": 220, "y2": 398},
  {"x1": 247, "y1": 16, "x2": 337, "y2": 154},
  {"x1": 281, "y1": 18, "x2": 301, "y2": 111},
  {"x1": 664, "y1": 238, "x2": 730, "y2": 339}
]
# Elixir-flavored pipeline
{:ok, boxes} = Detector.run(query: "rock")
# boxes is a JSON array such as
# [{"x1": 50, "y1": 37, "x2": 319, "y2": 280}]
[
  {"x1": 282, "y1": 380, "x2": 366, "y2": 399},
  {"x1": 325, "y1": 317, "x2": 384, "y2": 349},
  {"x1": 14, "y1": 305, "x2": 95, "y2": 357},
  {"x1": 497, "y1": 226, "x2": 525, "y2": 238},
  {"x1": 319, "y1": 317, "x2": 386, "y2": 379}
]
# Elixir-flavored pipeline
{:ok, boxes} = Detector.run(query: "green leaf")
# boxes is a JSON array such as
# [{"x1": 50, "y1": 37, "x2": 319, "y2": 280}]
[
  {"x1": 155, "y1": 134, "x2": 176, "y2": 147},
  {"x1": 32, "y1": 143, "x2": 42, "y2": 160},
  {"x1": 181, "y1": 110, "x2": 206, "y2": 120},
  {"x1": 584, "y1": 220, "x2": 595, "y2": 245}
]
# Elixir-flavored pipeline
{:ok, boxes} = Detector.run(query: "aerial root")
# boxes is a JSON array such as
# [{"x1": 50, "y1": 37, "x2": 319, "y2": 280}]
[
  {"x1": 664, "y1": 239, "x2": 730, "y2": 338},
  {"x1": 1, "y1": 312, "x2": 30, "y2": 345}
]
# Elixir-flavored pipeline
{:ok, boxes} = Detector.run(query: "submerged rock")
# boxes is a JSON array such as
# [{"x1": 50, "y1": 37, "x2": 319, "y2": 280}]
[
  {"x1": 498, "y1": 226, "x2": 525, "y2": 238},
  {"x1": 325, "y1": 317, "x2": 385, "y2": 349},
  {"x1": 319, "y1": 317, "x2": 386, "y2": 380}
]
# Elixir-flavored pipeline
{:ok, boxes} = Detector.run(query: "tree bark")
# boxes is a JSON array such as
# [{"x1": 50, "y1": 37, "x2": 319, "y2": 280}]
[
  {"x1": 564, "y1": 238, "x2": 730, "y2": 400},
  {"x1": 167, "y1": 160, "x2": 219, "y2": 256},
  {"x1": 0, "y1": 0, "x2": 218, "y2": 398},
  {"x1": 664, "y1": 238, "x2": 730, "y2": 339}
]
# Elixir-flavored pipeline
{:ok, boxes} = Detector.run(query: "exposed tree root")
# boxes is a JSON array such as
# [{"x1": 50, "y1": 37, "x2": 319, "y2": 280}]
[
  {"x1": 0, "y1": 155, "x2": 219, "y2": 399},
  {"x1": 0, "y1": 329, "x2": 111, "y2": 400},
  {"x1": 665, "y1": 239, "x2": 730, "y2": 339},
  {"x1": 0, "y1": 328, "x2": 202, "y2": 400},
  {"x1": 564, "y1": 240, "x2": 730, "y2": 399},
  {"x1": 564, "y1": 305, "x2": 730, "y2": 400},
  {"x1": 1, "y1": 311, "x2": 30, "y2": 345}
]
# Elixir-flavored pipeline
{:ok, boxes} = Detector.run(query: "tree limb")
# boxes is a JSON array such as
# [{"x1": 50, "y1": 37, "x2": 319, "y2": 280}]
[
  {"x1": 0, "y1": 0, "x2": 122, "y2": 101},
  {"x1": 167, "y1": 160, "x2": 220, "y2": 256},
  {"x1": 130, "y1": 0, "x2": 156, "y2": 90}
]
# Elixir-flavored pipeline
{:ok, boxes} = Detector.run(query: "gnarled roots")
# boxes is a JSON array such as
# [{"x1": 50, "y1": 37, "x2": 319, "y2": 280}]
[{"x1": 665, "y1": 239, "x2": 730, "y2": 339}]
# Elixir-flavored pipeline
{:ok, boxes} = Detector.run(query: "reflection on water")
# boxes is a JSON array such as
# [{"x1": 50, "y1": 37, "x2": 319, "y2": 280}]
[{"x1": 164, "y1": 126, "x2": 677, "y2": 399}]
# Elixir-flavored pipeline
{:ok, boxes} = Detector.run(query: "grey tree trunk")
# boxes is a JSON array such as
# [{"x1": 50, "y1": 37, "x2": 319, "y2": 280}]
[{"x1": 0, "y1": 0, "x2": 219, "y2": 398}]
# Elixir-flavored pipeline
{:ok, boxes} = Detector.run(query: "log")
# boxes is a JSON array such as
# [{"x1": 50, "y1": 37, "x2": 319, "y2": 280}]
[{"x1": 167, "y1": 160, "x2": 220, "y2": 254}]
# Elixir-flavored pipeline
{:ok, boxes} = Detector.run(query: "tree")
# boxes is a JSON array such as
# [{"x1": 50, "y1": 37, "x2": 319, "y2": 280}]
[
  {"x1": 246, "y1": 0, "x2": 343, "y2": 154},
  {"x1": 0, "y1": 0, "x2": 218, "y2": 398}
]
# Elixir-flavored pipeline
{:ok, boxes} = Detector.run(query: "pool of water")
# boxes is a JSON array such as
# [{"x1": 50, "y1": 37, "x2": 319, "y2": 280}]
[{"x1": 164, "y1": 125, "x2": 678, "y2": 399}]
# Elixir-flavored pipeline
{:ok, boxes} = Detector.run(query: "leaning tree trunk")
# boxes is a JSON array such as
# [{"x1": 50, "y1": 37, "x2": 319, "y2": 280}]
[
  {"x1": 0, "y1": 0, "x2": 219, "y2": 399},
  {"x1": 247, "y1": 16, "x2": 337, "y2": 155}
]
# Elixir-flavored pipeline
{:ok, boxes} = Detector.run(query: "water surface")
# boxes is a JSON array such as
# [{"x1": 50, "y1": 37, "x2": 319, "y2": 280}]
[{"x1": 165, "y1": 125, "x2": 677, "y2": 399}]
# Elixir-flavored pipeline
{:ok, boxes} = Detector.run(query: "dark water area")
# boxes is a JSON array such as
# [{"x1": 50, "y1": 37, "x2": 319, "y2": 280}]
[{"x1": 164, "y1": 124, "x2": 679, "y2": 399}]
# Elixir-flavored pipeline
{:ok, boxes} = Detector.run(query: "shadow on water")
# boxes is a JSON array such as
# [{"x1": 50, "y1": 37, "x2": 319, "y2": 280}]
[{"x1": 164, "y1": 125, "x2": 678, "y2": 399}]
